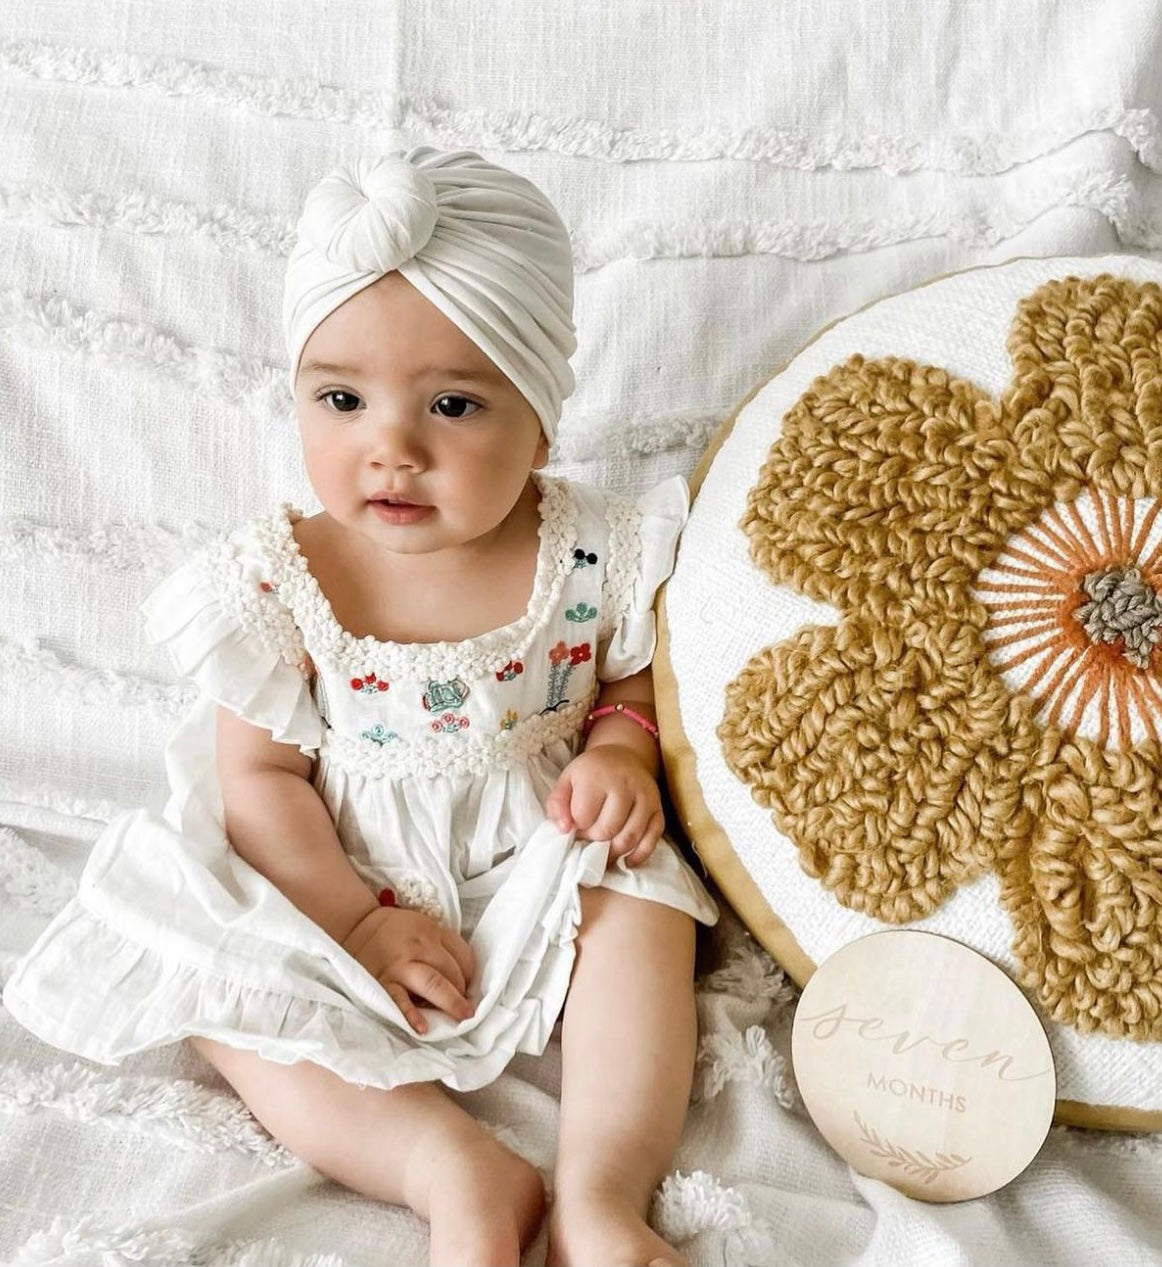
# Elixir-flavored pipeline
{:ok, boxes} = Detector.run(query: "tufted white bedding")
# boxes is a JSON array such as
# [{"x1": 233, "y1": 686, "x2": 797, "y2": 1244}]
[{"x1": 2, "y1": 3, "x2": 1161, "y2": 1262}]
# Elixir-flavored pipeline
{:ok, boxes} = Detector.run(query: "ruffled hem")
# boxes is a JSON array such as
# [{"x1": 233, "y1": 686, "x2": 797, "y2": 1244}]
[
  {"x1": 2, "y1": 816, "x2": 657, "y2": 1092},
  {"x1": 599, "y1": 475, "x2": 690, "y2": 682}
]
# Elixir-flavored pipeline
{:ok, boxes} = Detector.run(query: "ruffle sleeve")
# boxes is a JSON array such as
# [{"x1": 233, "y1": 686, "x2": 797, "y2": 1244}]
[
  {"x1": 142, "y1": 519, "x2": 323, "y2": 753},
  {"x1": 598, "y1": 475, "x2": 689, "y2": 682}
]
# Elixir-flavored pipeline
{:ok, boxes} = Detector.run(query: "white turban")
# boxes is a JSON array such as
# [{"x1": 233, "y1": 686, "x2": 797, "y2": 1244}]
[{"x1": 283, "y1": 147, "x2": 576, "y2": 442}]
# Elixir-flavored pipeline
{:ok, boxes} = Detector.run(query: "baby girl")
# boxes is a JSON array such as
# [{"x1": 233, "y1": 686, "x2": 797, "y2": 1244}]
[{"x1": 4, "y1": 147, "x2": 717, "y2": 1266}]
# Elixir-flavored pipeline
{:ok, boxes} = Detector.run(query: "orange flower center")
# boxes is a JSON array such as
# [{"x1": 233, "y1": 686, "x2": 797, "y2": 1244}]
[{"x1": 972, "y1": 486, "x2": 1162, "y2": 750}]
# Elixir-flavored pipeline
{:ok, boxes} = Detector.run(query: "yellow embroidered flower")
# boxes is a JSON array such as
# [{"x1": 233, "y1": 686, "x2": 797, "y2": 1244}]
[{"x1": 719, "y1": 275, "x2": 1162, "y2": 1041}]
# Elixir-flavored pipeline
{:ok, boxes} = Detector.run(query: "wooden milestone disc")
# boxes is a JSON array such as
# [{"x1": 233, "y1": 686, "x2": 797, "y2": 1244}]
[{"x1": 791, "y1": 930, "x2": 1056, "y2": 1202}]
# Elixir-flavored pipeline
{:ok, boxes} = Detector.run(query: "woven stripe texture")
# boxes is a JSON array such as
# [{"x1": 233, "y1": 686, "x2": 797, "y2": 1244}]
[{"x1": 2, "y1": 2, "x2": 1161, "y2": 1262}]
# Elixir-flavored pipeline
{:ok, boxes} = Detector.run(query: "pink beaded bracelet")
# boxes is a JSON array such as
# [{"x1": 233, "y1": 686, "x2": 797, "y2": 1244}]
[{"x1": 581, "y1": 702, "x2": 660, "y2": 741}]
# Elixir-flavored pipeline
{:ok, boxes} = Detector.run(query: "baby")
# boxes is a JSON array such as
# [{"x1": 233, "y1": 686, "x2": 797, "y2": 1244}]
[{"x1": 4, "y1": 147, "x2": 717, "y2": 1266}]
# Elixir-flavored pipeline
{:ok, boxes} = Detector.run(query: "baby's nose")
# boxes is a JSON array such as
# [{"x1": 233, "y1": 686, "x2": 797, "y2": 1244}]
[{"x1": 369, "y1": 416, "x2": 427, "y2": 470}]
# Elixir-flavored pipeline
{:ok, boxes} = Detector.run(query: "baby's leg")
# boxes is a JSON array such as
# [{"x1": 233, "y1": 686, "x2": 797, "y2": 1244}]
[
  {"x1": 548, "y1": 887, "x2": 697, "y2": 1267},
  {"x1": 190, "y1": 1037, "x2": 544, "y2": 1267}
]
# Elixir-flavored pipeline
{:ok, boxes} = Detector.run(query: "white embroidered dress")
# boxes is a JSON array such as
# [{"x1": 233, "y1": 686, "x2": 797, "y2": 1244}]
[{"x1": 4, "y1": 475, "x2": 717, "y2": 1091}]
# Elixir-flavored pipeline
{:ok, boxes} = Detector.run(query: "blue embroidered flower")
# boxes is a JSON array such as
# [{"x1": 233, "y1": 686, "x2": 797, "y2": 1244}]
[{"x1": 422, "y1": 678, "x2": 470, "y2": 711}]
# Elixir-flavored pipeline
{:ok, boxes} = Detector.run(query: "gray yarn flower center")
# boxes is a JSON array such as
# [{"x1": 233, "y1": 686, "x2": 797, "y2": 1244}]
[{"x1": 1075, "y1": 564, "x2": 1162, "y2": 668}]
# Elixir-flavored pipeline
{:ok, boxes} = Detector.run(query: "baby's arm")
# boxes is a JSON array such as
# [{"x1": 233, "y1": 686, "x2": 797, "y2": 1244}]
[
  {"x1": 217, "y1": 705, "x2": 378, "y2": 943},
  {"x1": 217, "y1": 707, "x2": 475, "y2": 1030},
  {"x1": 544, "y1": 667, "x2": 664, "y2": 867}
]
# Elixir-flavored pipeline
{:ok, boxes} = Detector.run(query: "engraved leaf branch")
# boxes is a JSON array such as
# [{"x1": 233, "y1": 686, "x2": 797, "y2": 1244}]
[{"x1": 854, "y1": 1112, "x2": 971, "y2": 1185}]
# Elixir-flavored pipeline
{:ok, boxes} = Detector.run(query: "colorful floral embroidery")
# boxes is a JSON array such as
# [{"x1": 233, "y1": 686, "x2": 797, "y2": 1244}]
[
  {"x1": 360, "y1": 724, "x2": 400, "y2": 745},
  {"x1": 499, "y1": 708, "x2": 519, "y2": 732},
  {"x1": 718, "y1": 274, "x2": 1162, "y2": 1042},
  {"x1": 350, "y1": 672, "x2": 390, "y2": 694},
  {"x1": 572, "y1": 547, "x2": 599, "y2": 570},
  {"x1": 423, "y1": 678, "x2": 470, "y2": 711},
  {"x1": 565, "y1": 602, "x2": 598, "y2": 623},
  {"x1": 495, "y1": 660, "x2": 525, "y2": 682},
  {"x1": 430, "y1": 711, "x2": 470, "y2": 734},
  {"x1": 258, "y1": 580, "x2": 278, "y2": 594},
  {"x1": 544, "y1": 640, "x2": 592, "y2": 712}
]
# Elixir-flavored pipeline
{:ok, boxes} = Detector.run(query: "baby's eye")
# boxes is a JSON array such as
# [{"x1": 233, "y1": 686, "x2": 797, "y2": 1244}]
[
  {"x1": 433, "y1": 395, "x2": 481, "y2": 420},
  {"x1": 318, "y1": 390, "x2": 362, "y2": 414}
]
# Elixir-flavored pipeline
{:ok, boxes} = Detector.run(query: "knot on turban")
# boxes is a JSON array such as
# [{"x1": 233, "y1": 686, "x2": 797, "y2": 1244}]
[
  {"x1": 299, "y1": 158, "x2": 438, "y2": 273},
  {"x1": 283, "y1": 147, "x2": 576, "y2": 443}
]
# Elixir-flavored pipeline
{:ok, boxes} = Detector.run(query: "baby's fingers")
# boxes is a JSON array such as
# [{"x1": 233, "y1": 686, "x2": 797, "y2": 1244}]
[
  {"x1": 385, "y1": 982, "x2": 428, "y2": 1035},
  {"x1": 607, "y1": 798, "x2": 654, "y2": 858},
  {"x1": 567, "y1": 782, "x2": 612, "y2": 836},
  {"x1": 425, "y1": 942, "x2": 470, "y2": 998},
  {"x1": 398, "y1": 962, "x2": 476, "y2": 1024},
  {"x1": 440, "y1": 927, "x2": 477, "y2": 990},
  {"x1": 545, "y1": 774, "x2": 574, "y2": 831},
  {"x1": 620, "y1": 809, "x2": 666, "y2": 869}
]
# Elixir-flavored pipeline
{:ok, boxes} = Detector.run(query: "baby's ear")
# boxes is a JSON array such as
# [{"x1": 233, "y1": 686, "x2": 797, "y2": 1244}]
[{"x1": 532, "y1": 431, "x2": 551, "y2": 469}]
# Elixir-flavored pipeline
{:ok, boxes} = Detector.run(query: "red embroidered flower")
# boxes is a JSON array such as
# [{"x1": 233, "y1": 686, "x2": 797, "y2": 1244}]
[
  {"x1": 570, "y1": 642, "x2": 592, "y2": 666},
  {"x1": 351, "y1": 673, "x2": 390, "y2": 693},
  {"x1": 259, "y1": 581, "x2": 274, "y2": 593},
  {"x1": 549, "y1": 640, "x2": 569, "y2": 666},
  {"x1": 495, "y1": 660, "x2": 525, "y2": 681}
]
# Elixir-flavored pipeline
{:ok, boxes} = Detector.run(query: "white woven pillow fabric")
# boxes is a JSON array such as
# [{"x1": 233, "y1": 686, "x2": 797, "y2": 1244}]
[{"x1": 662, "y1": 254, "x2": 1162, "y2": 1122}]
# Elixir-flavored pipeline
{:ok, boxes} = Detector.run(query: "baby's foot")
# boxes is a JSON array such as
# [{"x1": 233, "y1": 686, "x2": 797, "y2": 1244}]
[
  {"x1": 547, "y1": 1186, "x2": 687, "y2": 1267},
  {"x1": 424, "y1": 1133, "x2": 545, "y2": 1267}
]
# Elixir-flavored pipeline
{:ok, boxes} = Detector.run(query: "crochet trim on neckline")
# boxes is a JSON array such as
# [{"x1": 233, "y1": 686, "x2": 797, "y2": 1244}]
[{"x1": 256, "y1": 474, "x2": 578, "y2": 681}]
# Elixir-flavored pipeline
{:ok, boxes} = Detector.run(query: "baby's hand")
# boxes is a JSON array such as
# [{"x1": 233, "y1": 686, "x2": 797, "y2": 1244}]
[
  {"x1": 545, "y1": 745, "x2": 665, "y2": 868},
  {"x1": 341, "y1": 906, "x2": 476, "y2": 1034}
]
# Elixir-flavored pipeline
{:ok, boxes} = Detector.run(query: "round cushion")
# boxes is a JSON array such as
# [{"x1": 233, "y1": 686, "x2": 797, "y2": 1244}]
[{"x1": 657, "y1": 255, "x2": 1162, "y2": 1130}]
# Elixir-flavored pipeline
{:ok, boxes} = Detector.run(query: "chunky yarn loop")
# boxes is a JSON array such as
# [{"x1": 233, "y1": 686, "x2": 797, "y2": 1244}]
[{"x1": 719, "y1": 274, "x2": 1162, "y2": 1043}]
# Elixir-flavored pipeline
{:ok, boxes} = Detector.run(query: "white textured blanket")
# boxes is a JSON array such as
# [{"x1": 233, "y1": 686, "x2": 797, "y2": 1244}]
[{"x1": 2, "y1": 2, "x2": 1161, "y2": 1263}]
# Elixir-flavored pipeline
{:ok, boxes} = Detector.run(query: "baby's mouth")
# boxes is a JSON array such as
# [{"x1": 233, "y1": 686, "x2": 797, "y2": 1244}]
[{"x1": 369, "y1": 497, "x2": 434, "y2": 523}]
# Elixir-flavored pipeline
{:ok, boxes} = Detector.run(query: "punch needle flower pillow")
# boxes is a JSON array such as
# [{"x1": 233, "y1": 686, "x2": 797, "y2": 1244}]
[{"x1": 718, "y1": 274, "x2": 1162, "y2": 1047}]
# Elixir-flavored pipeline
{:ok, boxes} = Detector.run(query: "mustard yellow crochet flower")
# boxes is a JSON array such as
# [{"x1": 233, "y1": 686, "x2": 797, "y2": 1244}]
[{"x1": 718, "y1": 275, "x2": 1162, "y2": 1041}]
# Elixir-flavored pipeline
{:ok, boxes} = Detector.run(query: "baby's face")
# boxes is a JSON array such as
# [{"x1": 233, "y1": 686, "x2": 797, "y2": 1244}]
[{"x1": 294, "y1": 271, "x2": 548, "y2": 557}]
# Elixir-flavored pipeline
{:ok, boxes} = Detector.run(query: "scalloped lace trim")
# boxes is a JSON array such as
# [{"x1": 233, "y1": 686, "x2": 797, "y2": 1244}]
[
  {"x1": 600, "y1": 493, "x2": 641, "y2": 642},
  {"x1": 321, "y1": 697, "x2": 590, "y2": 779},
  {"x1": 199, "y1": 538, "x2": 308, "y2": 672},
  {"x1": 260, "y1": 474, "x2": 578, "y2": 681}
]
